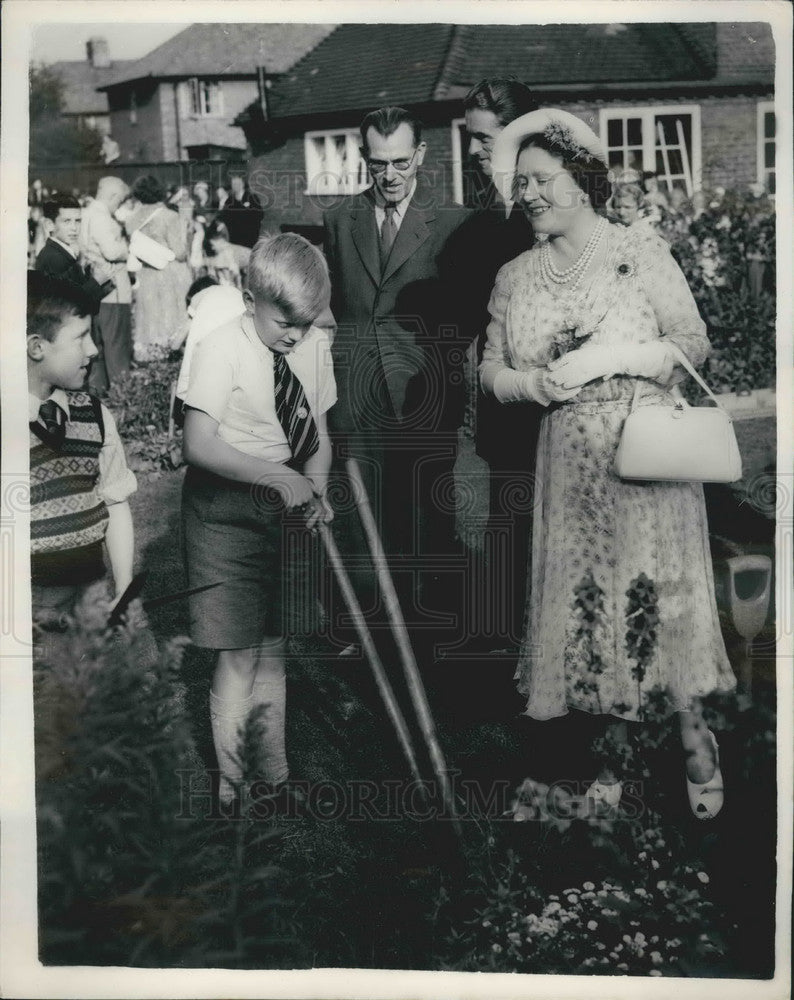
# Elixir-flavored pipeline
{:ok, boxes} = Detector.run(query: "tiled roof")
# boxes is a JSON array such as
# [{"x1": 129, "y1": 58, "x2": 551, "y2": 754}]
[
  {"x1": 265, "y1": 21, "x2": 773, "y2": 122},
  {"x1": 98, "y1": 22, "x2": 335, "y2": 89},
  {"x1": 268, "y1": 24, "x2": 457, "y2": 118},
  {"x1": 50, "y1": 60, "x2": 134, "y2": 115},
  {"x1": 442, "y1": 23, "x2": 718, "y2": 92}
]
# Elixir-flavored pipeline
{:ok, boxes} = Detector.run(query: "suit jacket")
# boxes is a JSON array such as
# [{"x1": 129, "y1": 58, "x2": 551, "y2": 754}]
[
  {"x1": 35, "y1": 239, "x2": 107, "y2": 304},
  {"x1": 449, "y1": 204, "x2": 541, "y2": 466},
  {"x1": 323, "y1": 186, "x2": 471, "y2": 437}
]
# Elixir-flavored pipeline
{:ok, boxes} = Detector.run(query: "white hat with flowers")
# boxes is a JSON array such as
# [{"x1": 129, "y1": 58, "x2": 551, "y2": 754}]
[{"x1": 491, "y1": 108, "x2": 608, "y2": 212}]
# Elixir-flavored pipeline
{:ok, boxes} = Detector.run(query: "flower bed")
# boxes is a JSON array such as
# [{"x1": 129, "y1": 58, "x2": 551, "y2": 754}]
[
  {"x1": 657, "y1": 189, "x2": 776, "y2": 398},
  {"x1": 107, "y1": 356, "x2": 183, "y2": 475}
]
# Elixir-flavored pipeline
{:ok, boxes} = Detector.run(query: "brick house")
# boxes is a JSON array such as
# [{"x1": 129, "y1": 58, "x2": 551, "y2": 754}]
[
  {"x1": 96, "y1": 22, "x2": 334, "y2": 164},
  {"x1": 48, "y1": 36, "x2": 132, "y2": 136},
  {"x1": 235, "y1": 21, "x2": 776, "y2": 236}
]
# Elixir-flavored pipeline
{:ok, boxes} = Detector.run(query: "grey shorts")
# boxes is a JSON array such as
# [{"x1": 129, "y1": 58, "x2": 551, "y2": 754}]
[{"x1": 181, "y1": 467, "x2": 319, "y2": 649}]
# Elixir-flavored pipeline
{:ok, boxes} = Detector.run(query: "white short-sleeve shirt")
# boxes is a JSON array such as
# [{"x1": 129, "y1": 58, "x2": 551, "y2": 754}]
[{"x1": 185, "y1": 312, "x2": 337, "y2": 463}]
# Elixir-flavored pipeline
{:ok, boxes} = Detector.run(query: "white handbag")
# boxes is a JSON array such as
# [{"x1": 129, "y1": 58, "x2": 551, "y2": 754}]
[
  {"x1": 614, "y1": 346, "x2": 742, "y2": 484},
  {"x1": 129, "y1": 208, "x2": 175, "y2": 270}
]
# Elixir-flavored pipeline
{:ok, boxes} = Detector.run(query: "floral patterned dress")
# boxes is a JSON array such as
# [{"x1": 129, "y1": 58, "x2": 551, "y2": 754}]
[{"x1": 481, "y1": 222, "x2": 735, "y2": 721}]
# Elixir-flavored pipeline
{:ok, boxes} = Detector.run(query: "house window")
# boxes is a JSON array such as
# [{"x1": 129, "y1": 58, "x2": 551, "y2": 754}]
[
  {"x1": 599, "y1": 105, "x2": 701, "y2": 196},
  {"x1": 129, "y1": 90, "x2": 137, "y2": 125},
  {"x1": 757, "y1": 101, "x2": 775, "y2": 194},
  {"x1": 450, "y1": 117, "x2": 466, "y2": 206},
  {"x1": 189, "y1": 78, "x2": 223, "y2": 118},
  {"x1": 304, "y1": 129, "x2": 369, "y2": 195}
]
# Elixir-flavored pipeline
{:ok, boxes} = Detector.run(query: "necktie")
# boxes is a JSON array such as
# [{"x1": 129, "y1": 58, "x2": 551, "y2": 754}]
[
  {"x1": 32, "y1": 399, "x2": 66, "y2": 450},
  {"x1": 380, "y1": 204, "x2": 397, "y2": 269},
  {"x1": 273, "y1": 353, "x2": 319, "y2": 466}
]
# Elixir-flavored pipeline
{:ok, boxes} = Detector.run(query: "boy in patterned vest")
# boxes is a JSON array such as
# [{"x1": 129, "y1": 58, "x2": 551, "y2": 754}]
[{"x1": 27, "y1": 271, "x2": 137, "y2": 633}]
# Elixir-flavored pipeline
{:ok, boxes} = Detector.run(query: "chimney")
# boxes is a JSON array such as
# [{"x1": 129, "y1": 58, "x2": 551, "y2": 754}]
[{"x1": 86, "y1": 37, "x2": 110, "y2": 69}]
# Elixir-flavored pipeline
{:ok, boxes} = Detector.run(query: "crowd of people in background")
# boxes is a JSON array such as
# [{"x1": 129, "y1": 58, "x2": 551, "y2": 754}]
[{"x1": 29, "y1": 172, "x2": 264, "y2": 379}]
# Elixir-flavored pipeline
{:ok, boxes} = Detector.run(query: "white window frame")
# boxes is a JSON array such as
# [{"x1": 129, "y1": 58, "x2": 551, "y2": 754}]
[
  {"x1": 304, "y1": 129, "x2": 369, "y2": 196},
  {"x1": 757, "y1": 100, "x2": 775, "y2": 192},
  {"x1": 599, "y1": 104, "x2": 702, "y2": 195},
  {"x1": 188, "y1": 78, "x2": 224, "y2": 119},
  {"x1": 450, "y1": 116, "x2": 466, "y2": 206}
]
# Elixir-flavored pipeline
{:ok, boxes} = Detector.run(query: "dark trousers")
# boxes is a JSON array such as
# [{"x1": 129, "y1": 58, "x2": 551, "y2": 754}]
[
  {"x1": 89, "y1": 303, "x2": 132, "y2": 393},
  {"x1": 327, "y1": 429, "x2": 462, "y2": 653}
]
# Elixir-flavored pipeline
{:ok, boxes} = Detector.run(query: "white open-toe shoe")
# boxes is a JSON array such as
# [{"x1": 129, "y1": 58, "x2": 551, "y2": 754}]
[
  {"x1": 686, "y1": 729, "x2": 724, "y2": 820},
  {"x1": 584, "y1": 779, "x2": 623, "y2": 811}
]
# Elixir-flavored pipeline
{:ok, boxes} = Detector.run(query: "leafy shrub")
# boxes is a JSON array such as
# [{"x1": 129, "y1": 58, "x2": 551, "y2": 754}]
[
  {"x1": 657, "y1": 189, "x2": 776, "y2": 397},
  {"x1": 106, "y1": 356, "x2": 183, "y2": 474},
  {"x1": 34, "y1": 585, "x2": 297, "y2": 968}
]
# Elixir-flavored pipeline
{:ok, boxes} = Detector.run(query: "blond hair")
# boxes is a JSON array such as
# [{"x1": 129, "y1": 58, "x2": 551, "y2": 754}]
[{"x1": 246, "y1": 233, "x2": 330, "y2": 326}]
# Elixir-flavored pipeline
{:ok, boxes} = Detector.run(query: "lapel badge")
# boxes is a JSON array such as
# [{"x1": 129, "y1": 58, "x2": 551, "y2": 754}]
[{"x1": 296, "y1": 406, "x2": 308, "y2": 420}]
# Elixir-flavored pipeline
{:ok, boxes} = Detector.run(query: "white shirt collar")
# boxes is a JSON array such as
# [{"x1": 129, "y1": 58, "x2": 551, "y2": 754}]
[
  {"x1": 374, "y1": 179, "x2": 417, "y2": 222},
  {"x1": 29, "y1": 387, "x2": 70, "y2": 423},
  {"x1": 51, "y1": 237, "x2": 78, "y2": 258}
]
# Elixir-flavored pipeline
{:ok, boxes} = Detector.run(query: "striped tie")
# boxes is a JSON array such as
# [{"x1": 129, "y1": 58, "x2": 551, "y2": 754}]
[
  {"x1": 32, "y1": 399, "x2": 66, "y2": 450},
  {"x1": 273, "y1": 352, "x2": 319, "y2": 466}
]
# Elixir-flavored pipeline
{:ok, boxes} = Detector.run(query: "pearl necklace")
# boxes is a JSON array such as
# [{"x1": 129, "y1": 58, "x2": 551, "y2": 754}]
[{"x1": 540, "y1": 217, "x2": 607, "y2": 294}]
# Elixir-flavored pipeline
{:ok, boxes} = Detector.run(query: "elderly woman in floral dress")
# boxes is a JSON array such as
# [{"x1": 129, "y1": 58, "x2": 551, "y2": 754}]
[{"x1": 480, "y1": 110, "x2": 736, "y2": 819}]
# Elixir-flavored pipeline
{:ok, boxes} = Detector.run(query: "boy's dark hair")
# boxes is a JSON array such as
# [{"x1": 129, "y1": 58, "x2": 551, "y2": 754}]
[
  {"x1": 27, "y1": 270, "x2": 96, "y2": 340},
  {"x1": 360, "y1": 106, "x2": 423, "y2": 151},
  {"x1": 186, "y1": 275, "x2": 218, "y2": 308},
  {"x1": 131, "y1": 174, "x2": 167, "y2": 205},
  {"x1": 42, "y1": 195, "x2": 81, "y2": 223},
  {"x1": 463, "y1": 79, "x2": 538, "y2": 127}
]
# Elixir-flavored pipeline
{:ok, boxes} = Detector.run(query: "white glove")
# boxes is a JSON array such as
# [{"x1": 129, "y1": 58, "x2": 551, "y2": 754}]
[
  {"x1": 547, "y1": 342, "x2": 674, "y2": 390},
  {"x1": 493, "y1": 367, "x2": 582, "y2": 406}
]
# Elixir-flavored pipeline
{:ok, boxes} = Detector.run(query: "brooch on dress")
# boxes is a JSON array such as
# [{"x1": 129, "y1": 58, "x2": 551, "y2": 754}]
[{"x1": 615, "y1": 260, "x2": 637, "y2": 278}]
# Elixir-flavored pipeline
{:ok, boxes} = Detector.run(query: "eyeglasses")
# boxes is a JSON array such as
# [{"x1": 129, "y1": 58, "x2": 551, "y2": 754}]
[{"x1": 366, "y1": 148, "x2": 419, "y2": 175}]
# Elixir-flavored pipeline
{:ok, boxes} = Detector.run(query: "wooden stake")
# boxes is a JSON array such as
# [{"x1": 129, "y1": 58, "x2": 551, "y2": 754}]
[{"x1": 345, "y1": 458, "x2": 462, "y2": 839}]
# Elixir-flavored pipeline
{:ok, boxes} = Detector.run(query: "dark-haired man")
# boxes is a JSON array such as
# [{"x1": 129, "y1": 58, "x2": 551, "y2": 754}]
[
  {"x1": 323, "y1": 106, "x2": 472, "y2": 638},
  {"x1": 35, "y1": 196, "x2": 111, "y2": 304}
]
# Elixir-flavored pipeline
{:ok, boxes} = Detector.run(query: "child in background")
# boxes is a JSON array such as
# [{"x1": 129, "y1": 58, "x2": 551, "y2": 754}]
[
  {"x1": 171, "y1": 276, "x2": 245, "y2": 426},
  {"x1": 607, "y1": 182, "x2": 649, "y2": 228},
  {"x1": 204, "y1": 220, "x2": 242, "y2": 289},
  {"x1": 181, "y1": 234, "x2": 335, "y2": 808},
  {"x1": 27, "y1": 271, "x2": 137, "y2": 635}
]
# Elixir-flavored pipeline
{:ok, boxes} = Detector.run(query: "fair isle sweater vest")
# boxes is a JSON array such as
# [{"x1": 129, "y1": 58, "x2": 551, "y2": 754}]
[{"x1": 30, "y1": 392, "x2": 108, "y2": 564}]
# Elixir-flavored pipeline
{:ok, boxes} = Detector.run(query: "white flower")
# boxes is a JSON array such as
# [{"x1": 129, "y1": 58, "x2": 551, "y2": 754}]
[
  {"x1": 650, "y1": 969, "x2": 663, "y2": 976},
  {"x1": 651, "y1": 859, "x2": 660, "y2": 870},
  {"x1": 697, "y1": 871, "x2": 710, "y2": 884},
  {"x1": 587, "y1": 920, "x2": 598, "y2": 930},
  {"x1": 492, "y1": 943, "x2": 502, "y2": 953},
  {"x1": 583, "y1": 881, "x2": 595, "y2": 891},
  {"x1": 656, "y1": 881, "x2": 668, "y2": 891},
  {"x1": 650, "y1": 951, "x2": 663, "y2": 964}
]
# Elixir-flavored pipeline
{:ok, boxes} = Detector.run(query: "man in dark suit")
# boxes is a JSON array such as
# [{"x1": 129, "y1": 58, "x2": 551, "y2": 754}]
[
  {"x1": 35, "y1": 196, "x2": 110, "y2": 304},
  {"x1": 323, "y1": 106, "x2": 472, "y2": 636},
  {"x1": 218, "y1": 173, "x2": 264, "y2": 250},
  {"x1": 460, "y1": 80, "x2": 540, "y2": 650}
]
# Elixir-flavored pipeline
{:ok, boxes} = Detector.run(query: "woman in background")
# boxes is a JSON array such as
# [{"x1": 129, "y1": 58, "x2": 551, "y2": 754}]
[{"x1": 126, "y1": 174, "x2": 192, "y2": 360}]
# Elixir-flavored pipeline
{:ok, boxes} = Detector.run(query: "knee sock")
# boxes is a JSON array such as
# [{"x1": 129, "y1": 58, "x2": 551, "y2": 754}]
[
  {"x1": 209, "y1": 691, "x2": 254, "y2": 804},
  {"x1": 252, "y1": 662, "x2": 288, "y2": 786}
]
